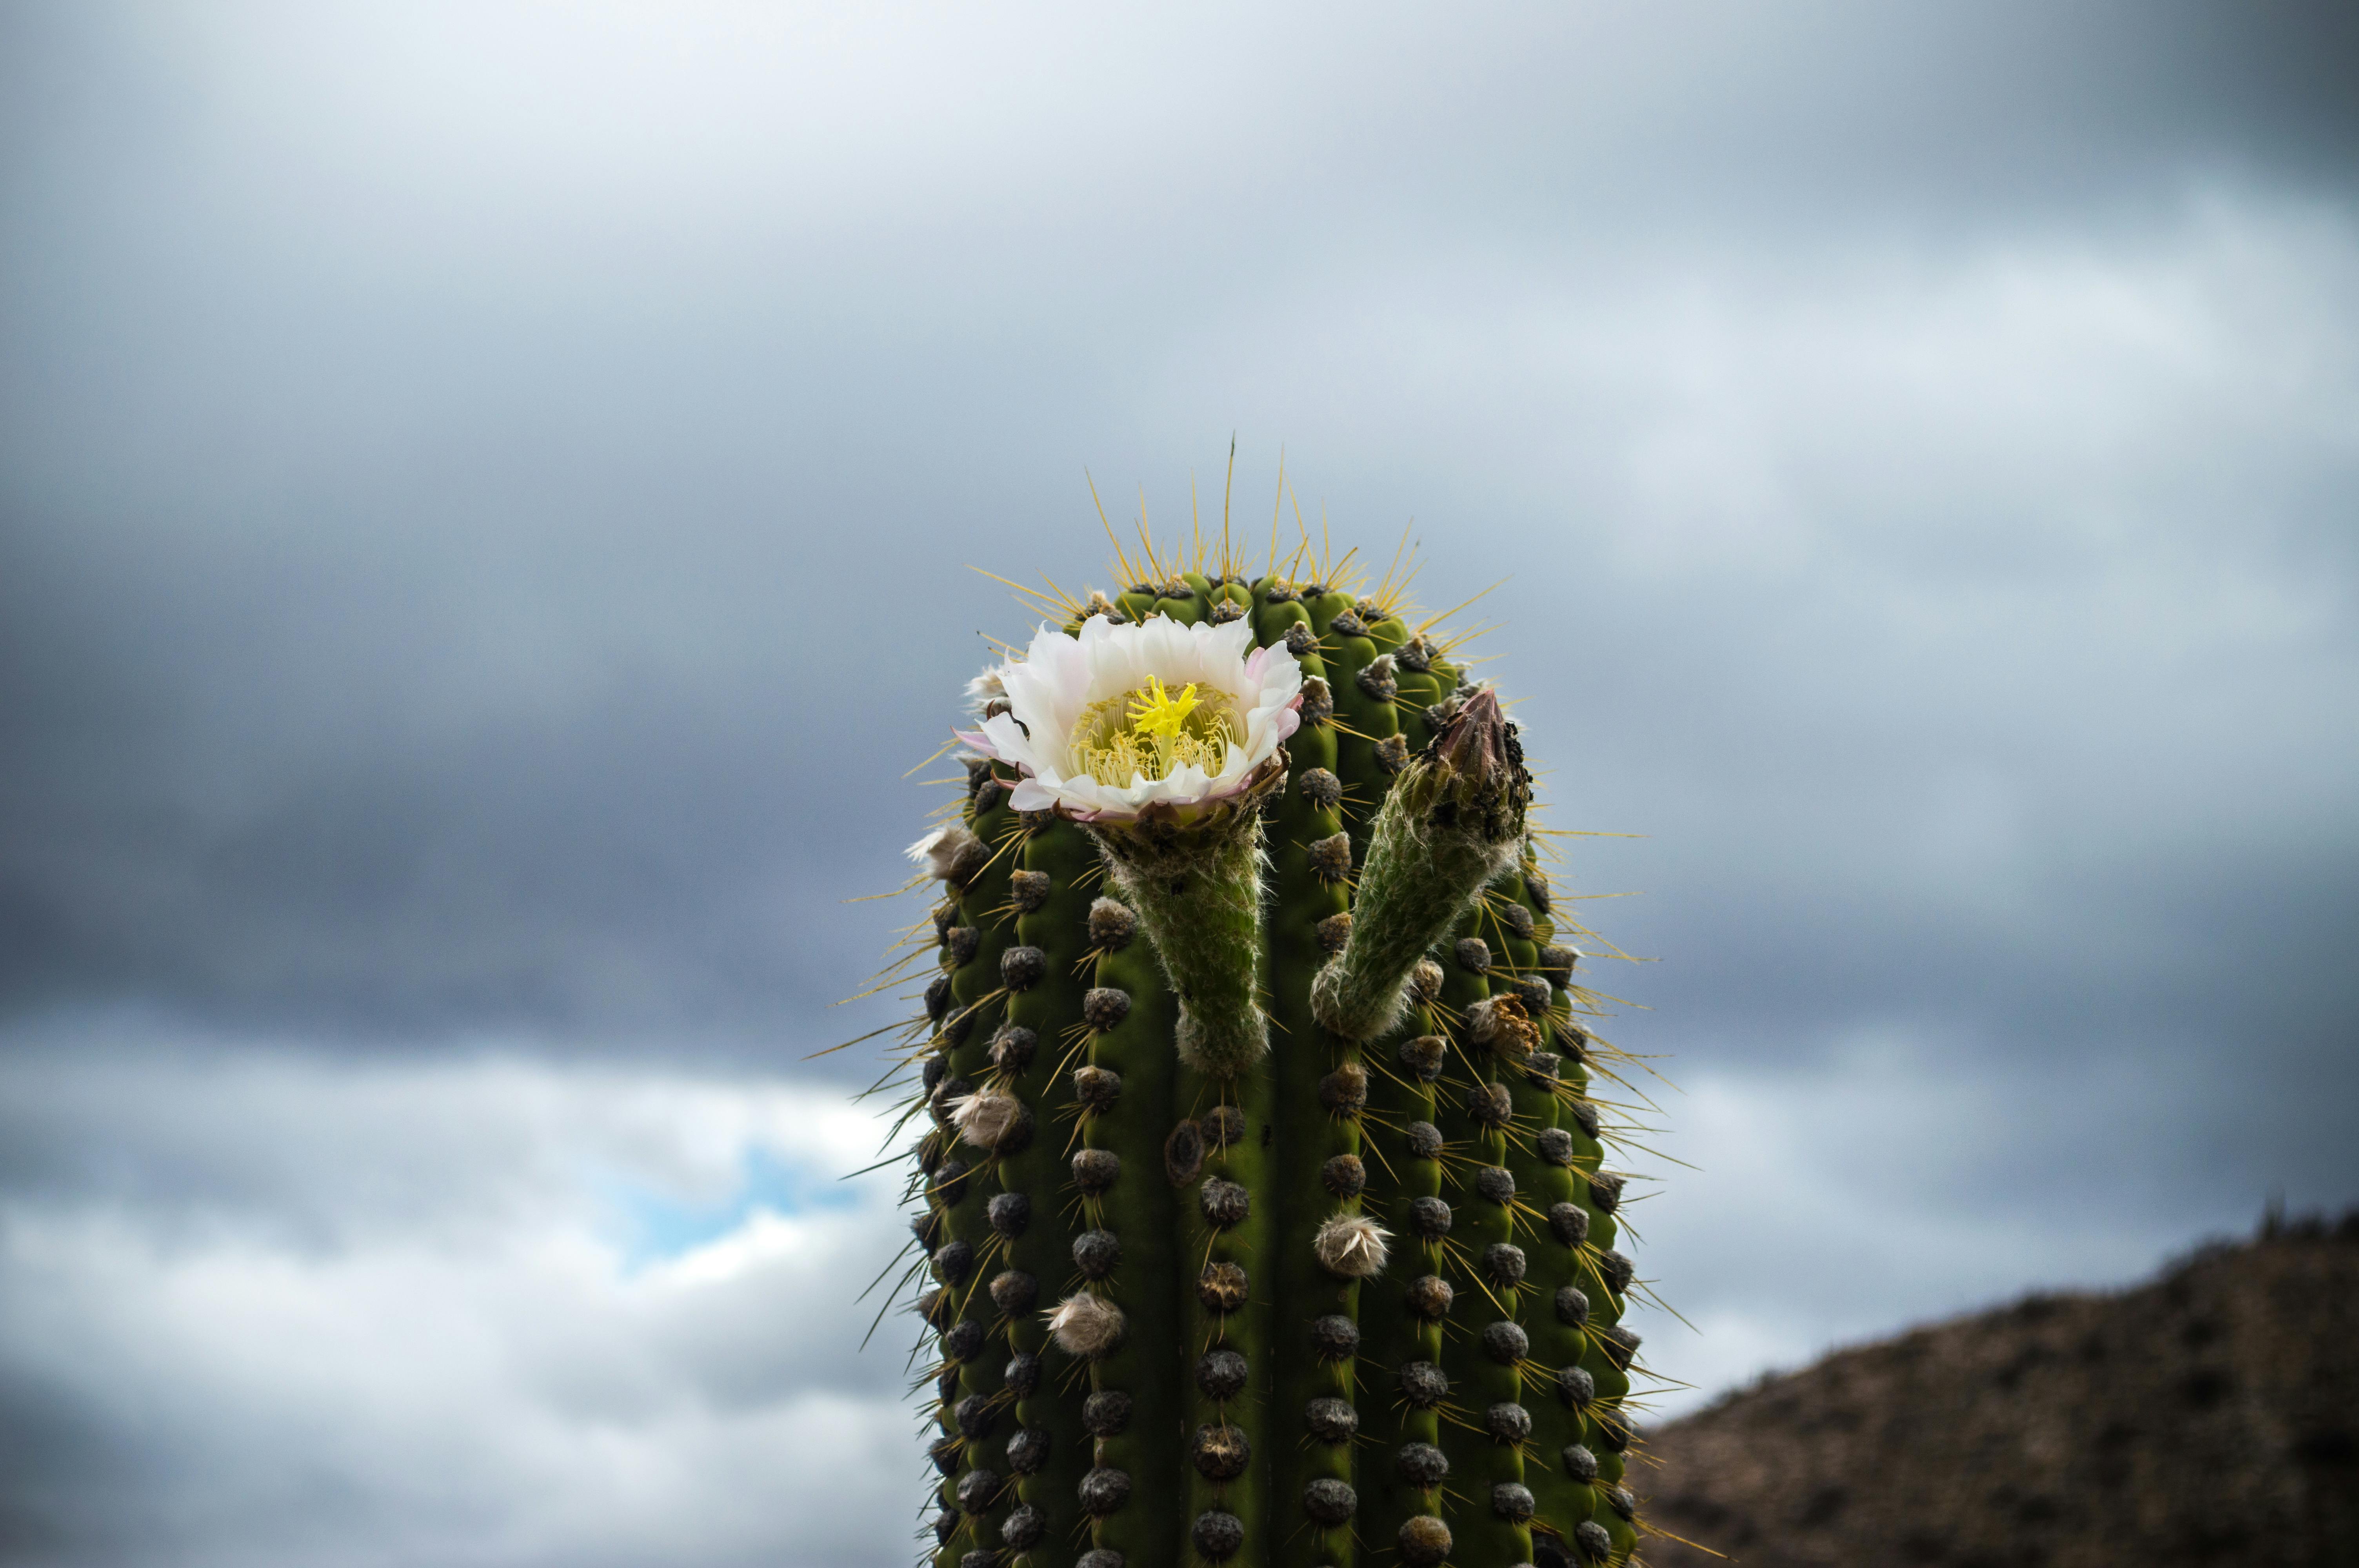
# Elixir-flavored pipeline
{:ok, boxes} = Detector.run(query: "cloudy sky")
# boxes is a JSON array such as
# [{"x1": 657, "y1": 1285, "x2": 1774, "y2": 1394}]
[{"x1": 3, "y1": 2, "x2": 2355, "y2": 1563}]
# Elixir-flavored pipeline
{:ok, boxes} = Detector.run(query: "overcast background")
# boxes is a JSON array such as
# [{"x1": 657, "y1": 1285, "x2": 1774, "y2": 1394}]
[{"x1": 3, "y1": 2, "x2": 2357, "y2": 1564}]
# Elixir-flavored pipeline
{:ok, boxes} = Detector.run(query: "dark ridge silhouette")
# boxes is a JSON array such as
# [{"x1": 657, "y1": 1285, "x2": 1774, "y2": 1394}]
[{"x1": 1637, "y1": 1211, "x2": 2359, "y2": 1567}]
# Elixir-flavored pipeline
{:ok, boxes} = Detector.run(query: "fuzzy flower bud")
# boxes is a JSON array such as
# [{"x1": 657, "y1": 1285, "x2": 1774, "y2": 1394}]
[{"x1": 1310, "y1": 682, "x2": 1532, "y2": 1045}]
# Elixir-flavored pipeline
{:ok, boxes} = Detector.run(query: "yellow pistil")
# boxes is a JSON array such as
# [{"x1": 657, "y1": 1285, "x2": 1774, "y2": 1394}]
[{"x1": 1127, "y1": 676, "x2": 1201, "y2": 742}]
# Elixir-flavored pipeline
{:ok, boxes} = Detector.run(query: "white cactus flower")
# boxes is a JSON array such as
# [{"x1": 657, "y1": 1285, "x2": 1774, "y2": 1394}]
[{"x1": 958, "y1": 614, "x2": 1303, "y2": 823}]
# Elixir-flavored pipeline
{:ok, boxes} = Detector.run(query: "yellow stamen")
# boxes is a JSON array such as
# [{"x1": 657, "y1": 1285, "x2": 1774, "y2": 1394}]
[{"x1": 1074, "y1": 679, "x2": 1240, "y2": 786}]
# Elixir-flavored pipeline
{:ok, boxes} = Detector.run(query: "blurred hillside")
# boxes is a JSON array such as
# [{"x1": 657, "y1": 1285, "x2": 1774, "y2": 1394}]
[{"x1": 1639, "y1": 1213, "x2": 2359, "y2": 1567}]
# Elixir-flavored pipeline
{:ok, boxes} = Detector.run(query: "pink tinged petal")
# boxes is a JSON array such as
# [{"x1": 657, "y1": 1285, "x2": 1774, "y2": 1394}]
[
  {"x1": 1207, "y1": 618, "x2": 1255, "y2": 664},
  {"x1": 979, "y1": 712, "x2": 1037, "y2": 769},
  {"x1": 1007, "y1": 778, "x2": 1059, "y2": 812}
]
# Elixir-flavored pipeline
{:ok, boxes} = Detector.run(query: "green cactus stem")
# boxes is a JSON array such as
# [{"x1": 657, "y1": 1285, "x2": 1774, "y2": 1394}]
[{"x1": 871, "y1": 522, "x2": 1659, "y2": 1568}]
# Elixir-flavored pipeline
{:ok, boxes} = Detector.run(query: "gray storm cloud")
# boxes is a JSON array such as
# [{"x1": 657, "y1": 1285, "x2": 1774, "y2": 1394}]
[{"x1": 2, "y1": 2, "x2": 2356, "y2": 1564}]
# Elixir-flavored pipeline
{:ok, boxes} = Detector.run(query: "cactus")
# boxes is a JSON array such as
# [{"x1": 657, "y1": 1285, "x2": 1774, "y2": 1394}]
[{"x1": 872, "y1": 521, "x2": 1656, "y2": 1568}]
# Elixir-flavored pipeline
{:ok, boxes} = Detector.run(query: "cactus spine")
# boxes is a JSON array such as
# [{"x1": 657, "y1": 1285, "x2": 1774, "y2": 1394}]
[{"x1": 882, "y1": 530, "x2": 1655, "y2": 1568}]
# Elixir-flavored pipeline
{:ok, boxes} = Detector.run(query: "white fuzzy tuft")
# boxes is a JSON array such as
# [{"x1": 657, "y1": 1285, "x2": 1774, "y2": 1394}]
[
  {"x1": 1410, "y1": 958, "x2": 1446, "y2": 1003},
  {"x1": 1467, "y1": 995, "x2": 1537, "y2": 1055},
  {"x1": 906, "y1": 823, "x2": 982, "y2": 881},
  {"x1": 1044, "y1": 1291, "x2": 1126, "y2": 1357},
  {"x1": 949, "y1": 1086, "x2": 1028, "y2": 1149},
  {"x1": 965, "y1": 667, "x2": 1008, "y2": 711},
  {"x1": 1313, "y1": 1212, "x2": 1393, "y2": 1279}
]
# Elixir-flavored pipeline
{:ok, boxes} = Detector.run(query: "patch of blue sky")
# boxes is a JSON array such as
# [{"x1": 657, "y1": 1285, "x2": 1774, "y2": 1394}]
[{"x1": 601, "y1": 1143, "x2": 859, "y2": 1269}]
